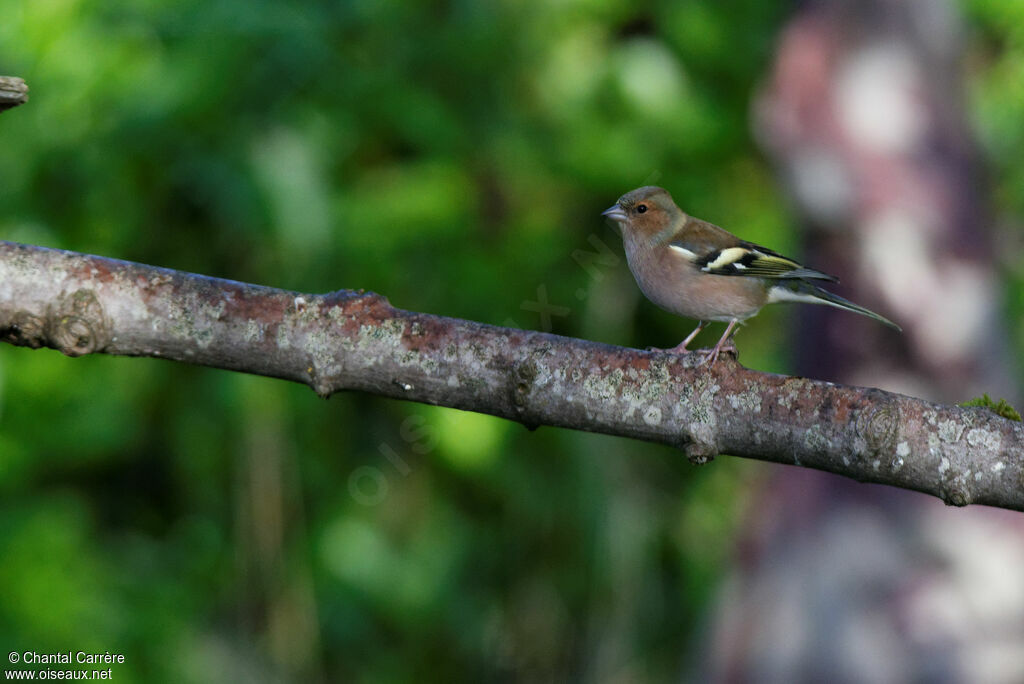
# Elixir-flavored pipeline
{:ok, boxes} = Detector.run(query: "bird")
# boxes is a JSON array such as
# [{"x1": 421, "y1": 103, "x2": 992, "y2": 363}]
[{"x1": 602, "y1": 186, "x2": 900, "y2": 365}]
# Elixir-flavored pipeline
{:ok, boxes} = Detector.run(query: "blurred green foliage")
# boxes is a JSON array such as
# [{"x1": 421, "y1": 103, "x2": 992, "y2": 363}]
[
  {"x1": 964, "y1": 0, "x2": 1024, "y2": 351},
  {"x1": 0, "y1": 0, "x2": 1019, "y2": 681}
]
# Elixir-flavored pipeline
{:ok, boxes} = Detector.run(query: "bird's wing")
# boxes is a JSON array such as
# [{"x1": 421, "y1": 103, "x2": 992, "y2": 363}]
[{"x1": 668, "y1": 218, "x2": 838, "y2": 282}]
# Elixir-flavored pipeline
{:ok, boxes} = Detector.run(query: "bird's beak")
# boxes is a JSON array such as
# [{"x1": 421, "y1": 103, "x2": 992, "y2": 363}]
[{"x1": 602, "y1": 205, "x2": 627, "y2": 223}]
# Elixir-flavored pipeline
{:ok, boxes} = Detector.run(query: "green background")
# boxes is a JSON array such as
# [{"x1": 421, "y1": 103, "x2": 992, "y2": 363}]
[{"x1": 0, "y1": 1, "x2": 1020, "y2": 681}]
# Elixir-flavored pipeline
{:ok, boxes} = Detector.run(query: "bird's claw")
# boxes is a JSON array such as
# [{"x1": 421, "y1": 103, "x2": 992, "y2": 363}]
[
  {"x1": 647, "y1": 338, "x2": 737, "y2": 366},
  {"x1": 646, "y1": 342, "x2": 737, "y2": 366},
  {"x1": 646, "y1": 344, "x2": 689, "y2": 353},
  {"x1": 693, "y1": 340, "x2": 738, "y2": 366}
]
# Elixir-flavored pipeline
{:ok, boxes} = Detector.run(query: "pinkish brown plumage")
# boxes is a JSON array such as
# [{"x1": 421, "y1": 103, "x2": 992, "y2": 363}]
[{"x1": 603, "y1": 186, "x2": 899, "y2": 365}]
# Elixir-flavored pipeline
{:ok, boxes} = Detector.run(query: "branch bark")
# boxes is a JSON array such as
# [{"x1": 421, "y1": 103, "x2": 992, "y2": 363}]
[
  {"x1": 2, "y1": 240, "x2": 1022, "y2": 510},
  {"x1": 0, "y1": 76, "x2": 28, "y2": 112}
]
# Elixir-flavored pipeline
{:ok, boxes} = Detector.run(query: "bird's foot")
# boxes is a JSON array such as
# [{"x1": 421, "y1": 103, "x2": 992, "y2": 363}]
[
  {"x1": 646, "y1": 340, "x2": 737, "y2": 365},
  {"x1": 646, "y1": 344, "x2": 673, "y2": 353},
  {"x1": 667, "y1": 340, "x2": 693, "y2": 353},
  {"x1": 647, "y1": 341, "x2": 696, "y2": 354},
  {"x1": 694, "y1": 340, "x2": 737, "y2": 366},
  {"x1": 645, "y1": 323, "x2": 709, "y2": 354}
]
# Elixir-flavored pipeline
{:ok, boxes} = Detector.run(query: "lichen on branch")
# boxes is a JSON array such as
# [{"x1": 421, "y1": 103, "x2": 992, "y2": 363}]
[{"x1": 1, "y1": 239, "x2": 1022, "y2": 512}]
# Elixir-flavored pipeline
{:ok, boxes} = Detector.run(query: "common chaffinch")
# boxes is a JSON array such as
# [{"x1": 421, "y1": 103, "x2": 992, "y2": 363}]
[{"x1": 602, "y1": 186, "x2": 900, "y2": 365}]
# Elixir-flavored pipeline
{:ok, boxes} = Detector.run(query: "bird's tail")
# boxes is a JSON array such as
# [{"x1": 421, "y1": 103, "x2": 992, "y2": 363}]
[{"x1": 767, "y1": 281, "x2": 901, "y2": 332}]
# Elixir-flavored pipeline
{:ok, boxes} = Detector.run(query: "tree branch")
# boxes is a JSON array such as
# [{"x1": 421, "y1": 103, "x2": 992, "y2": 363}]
[
  {"x1": 2, "y1": 240, "x2": 1022, "y2": 510},
  {"x1": 0, "y1": 76, "x2": 28, "y2": 112}
]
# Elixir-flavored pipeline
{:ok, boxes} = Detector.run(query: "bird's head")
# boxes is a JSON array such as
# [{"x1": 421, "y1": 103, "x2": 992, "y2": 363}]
[{"x1": 601, "y1": 186, "x2": 683, "y2": 240}]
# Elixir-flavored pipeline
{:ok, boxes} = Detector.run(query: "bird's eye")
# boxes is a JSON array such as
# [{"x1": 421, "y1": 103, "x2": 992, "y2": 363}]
[{"x1": 636, "y1": 204, "x2": 648, "y2": 214}]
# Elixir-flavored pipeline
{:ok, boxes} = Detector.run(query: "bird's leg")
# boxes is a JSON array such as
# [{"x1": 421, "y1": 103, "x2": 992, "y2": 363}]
[
  {"x1": 696, "y1": 319, "x2": 739, "y2": 366},
  {"x1": 667, "y1": 321, "x2": 708, "y2": 353}
]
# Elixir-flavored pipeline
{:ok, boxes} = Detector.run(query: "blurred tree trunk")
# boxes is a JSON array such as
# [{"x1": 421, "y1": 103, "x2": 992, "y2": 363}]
[
  {"x1": 754, "y1": 0, "x2": 1015, "y2": 401},
  {"x1": 704, "y1": 2, "x2": 1024, "y2": 683}
]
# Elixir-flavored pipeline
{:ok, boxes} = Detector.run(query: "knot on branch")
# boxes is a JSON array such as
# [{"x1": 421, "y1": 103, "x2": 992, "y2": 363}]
[
  {"x1": 684, "y1": 422, "x2": 718, "y2": 465},
  {"x1": 1, "y1": 311, "x2": 47, "y2": 348},
  {"x1": 857, "y1": 398, "x2": 900, "y2": 454},
  {"x1": 309, "y1": 369, "x2": 335, "y2": 399},
  {"x1": 49, "y1": 289, "x2": 109, "y2": 357},
  {"x1": 943, "y1": 489, "x2": 970, "y2": 507},
  {"x1": 510, "y1": 356, "x2": 541, "y2": 431}
]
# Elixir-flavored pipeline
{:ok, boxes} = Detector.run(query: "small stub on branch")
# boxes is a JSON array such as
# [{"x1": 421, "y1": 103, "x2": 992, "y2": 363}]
[{"x1": 0, "y1": 76, "x2": 29, "y2": 112}]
